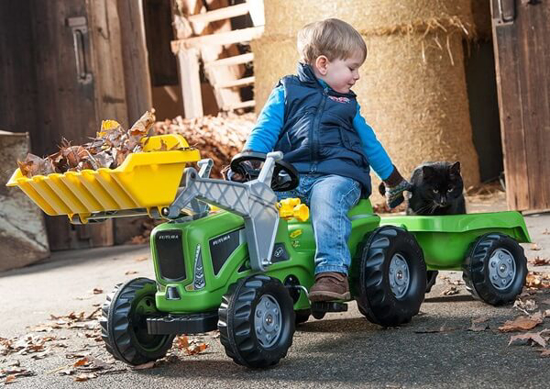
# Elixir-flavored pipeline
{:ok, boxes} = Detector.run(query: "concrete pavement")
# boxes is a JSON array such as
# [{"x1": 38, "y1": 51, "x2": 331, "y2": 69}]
[{"x1": 1, "y1": 208, "x2": 549, "y2": 388}]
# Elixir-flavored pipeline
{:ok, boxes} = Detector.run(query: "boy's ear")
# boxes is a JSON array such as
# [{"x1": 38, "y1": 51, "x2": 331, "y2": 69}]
[{"x1": 314, "y1": 55, "x2": 329, "y2": 75}]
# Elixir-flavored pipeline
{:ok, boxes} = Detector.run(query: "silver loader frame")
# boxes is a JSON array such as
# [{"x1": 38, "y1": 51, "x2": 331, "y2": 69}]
[{"x1": 164, "y1": 151, "x2": 283, "y2": 272}]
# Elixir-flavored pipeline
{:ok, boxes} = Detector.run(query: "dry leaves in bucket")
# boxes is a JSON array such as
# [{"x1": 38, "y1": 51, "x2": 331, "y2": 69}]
[{"x1": 17, "y1": 111, "x2": 166, "y2": 178}]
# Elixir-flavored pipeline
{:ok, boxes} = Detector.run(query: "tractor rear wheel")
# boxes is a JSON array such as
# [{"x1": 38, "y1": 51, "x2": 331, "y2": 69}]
[{"x1": 355, "y1": 226, "x2": 427, "y2": 327}]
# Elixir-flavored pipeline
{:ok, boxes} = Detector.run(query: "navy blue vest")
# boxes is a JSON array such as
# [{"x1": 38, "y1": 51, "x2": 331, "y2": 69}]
[{"x1": 275, "y1": 63, "x2": 372, "y2": 196}]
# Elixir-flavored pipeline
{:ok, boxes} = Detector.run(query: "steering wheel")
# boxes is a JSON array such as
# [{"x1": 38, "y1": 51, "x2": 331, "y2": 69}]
[{"x1": 230, "y1": 151, "x2": 299, "y2": 192}]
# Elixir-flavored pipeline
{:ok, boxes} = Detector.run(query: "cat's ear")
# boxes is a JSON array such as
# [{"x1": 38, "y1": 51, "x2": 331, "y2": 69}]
[
  {"x1": 422, "y1": 165, "x2": 436, "y2": 178},
  {"x1": 450, "y1": 161, "x2": 461, "y2": 175}
]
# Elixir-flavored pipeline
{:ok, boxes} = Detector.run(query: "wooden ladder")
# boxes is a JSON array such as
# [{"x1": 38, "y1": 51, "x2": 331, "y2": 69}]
[{"x1": 171, "y1": 0, "x2": 264, "y2": 118}]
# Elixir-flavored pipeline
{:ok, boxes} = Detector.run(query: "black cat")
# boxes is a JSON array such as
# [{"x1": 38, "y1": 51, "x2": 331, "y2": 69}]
[
  {"x1": 406, "y1": 161, "x2": 465, "y2": 293},
  {"x1": 407, "y1": 161, "x2": 466, "y2": 216}
]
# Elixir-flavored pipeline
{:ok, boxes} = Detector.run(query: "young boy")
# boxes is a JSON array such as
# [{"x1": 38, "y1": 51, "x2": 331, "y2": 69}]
[{"x1": 237, "y1": 18, "x2": 410, "y2": 302}]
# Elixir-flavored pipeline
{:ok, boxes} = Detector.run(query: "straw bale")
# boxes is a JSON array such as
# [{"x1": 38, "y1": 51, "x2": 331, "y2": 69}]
[
  {"x1": 263, "y1": 0, "x2": 473, "y2": 37},
  {"x1": 252, "y1": 0, "x2": 480, "y2": 200}
]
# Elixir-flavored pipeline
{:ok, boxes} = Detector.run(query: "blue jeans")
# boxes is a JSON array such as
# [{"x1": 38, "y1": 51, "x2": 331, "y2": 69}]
[{"x1": 278, "y1": 174, "x2": 362, "y2": 275}]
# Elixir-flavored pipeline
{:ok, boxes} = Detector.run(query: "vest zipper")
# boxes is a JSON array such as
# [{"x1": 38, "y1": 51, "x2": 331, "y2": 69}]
[{"x1": 311, "y1": 88, "x2": 328, "y2": 162}]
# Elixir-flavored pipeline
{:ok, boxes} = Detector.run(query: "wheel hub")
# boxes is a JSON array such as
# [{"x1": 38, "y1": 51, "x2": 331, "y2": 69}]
[
  {"x1": 389, "y1": 254, "x2": 410, "y2": 299},
  {"x1": 254, "y1": 295, "x2": 282, "y2": 348},
  {"x1": 489, "y1": 248, "x2": 516, "y2": 290}
]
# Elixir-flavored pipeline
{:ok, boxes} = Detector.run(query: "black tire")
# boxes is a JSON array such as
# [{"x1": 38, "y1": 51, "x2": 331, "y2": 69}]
[
  {"x1": 100, "y1": 278, "x2": 175, "y2": 365},
  {"x1": 295, "y1": 309, "x2": 311, "y2": 325},
  {"x1": 462, "y1": 233, "x2": 527, "y2": 306},
  {"x1": 218, "y1": 275, "x2": 295, "y2": 368},
  {"x1": 426, "y1": 270, "x2": 439, "y2": 294},
  {"x1": 355, "y1": 226, "x2": 427, "y2": 327}
]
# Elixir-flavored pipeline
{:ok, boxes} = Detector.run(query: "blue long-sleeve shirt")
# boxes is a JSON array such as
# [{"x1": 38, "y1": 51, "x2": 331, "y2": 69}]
[{"x1": 244, "y1": 84, "x2": 395, "y2": 180}]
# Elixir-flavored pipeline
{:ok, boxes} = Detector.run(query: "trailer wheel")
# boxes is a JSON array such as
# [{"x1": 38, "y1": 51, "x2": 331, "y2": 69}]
[
  {"x1": 355, "y1": 226, "x2": 427, "y2": 327},
  {"x1": 218, "y1": 275, "x2": 295, "y2": 368},
  {"x1": 100, "y1": 278, "x2": 174, "y2": 365},
  {"x1": 463, "y1": 233, "x2": 527, "y2": 306}
]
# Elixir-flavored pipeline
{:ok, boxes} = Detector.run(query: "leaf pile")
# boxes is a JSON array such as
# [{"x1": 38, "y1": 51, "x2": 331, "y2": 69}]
[
  {"x1": 17, "y1": 111, "x2": 157, "y2": 178},
  {"x1": 153, "y1": 112, "x2": 254, "y2": 178}
]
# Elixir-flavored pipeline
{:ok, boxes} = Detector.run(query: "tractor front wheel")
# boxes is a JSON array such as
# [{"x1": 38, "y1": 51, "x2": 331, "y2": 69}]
[
  {"x1": 218, "y1": 275, "x2": 295, "y2": 368},
  {"x1": 100, "y1": 278, "x2": 174, "y2": 365}
]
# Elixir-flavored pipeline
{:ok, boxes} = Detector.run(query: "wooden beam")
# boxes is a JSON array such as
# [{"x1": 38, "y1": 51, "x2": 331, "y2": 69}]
[
  {"x1": 188, "y1": 3, "x2": 249, "y2": 24},
  {"x1": 171, "y1": 26, "x2": 264, "y2": 52},
  {"x1": 177, "y1": 48, "x2": 203, "y2": 118},
  {"x1": 246, "y1": 0, "x2": 265, "y2": 27},
  {"x1": 223, "y1": 100, "x2": 255, "y2": 111},
  {"x1": 204, "y1": 53, "x2": 254, "y2": 68},
  {"x1": 216, "y1": 76, "x2": 254, "y2": 89},
  {"x1": 117, "y1": 0, "x2": 153, "y2": 125}
]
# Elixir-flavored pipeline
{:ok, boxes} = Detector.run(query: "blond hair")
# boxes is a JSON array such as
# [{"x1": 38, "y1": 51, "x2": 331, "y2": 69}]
[{"x1": 297, "y1": 18, "x2": 367, "y2": 64}]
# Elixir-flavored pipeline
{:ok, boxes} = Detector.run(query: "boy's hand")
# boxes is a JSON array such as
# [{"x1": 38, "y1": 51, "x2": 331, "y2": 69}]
[
  {"x1": 221, "y1": 165, "x2": 245, "y2": 182},
  {"x1": 381, "y1": 166, "x2": 412, "y2": 209},
  {"x1": 384, "y1": 179, "x2": 412, "y2": 208}
]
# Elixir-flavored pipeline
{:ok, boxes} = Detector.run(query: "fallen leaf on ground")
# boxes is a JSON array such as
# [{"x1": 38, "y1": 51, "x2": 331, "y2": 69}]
[
  {"x1": 539, "y1": 349, "x2": 550, "y2": 357},
  {"x1": 185, "y1": 343, "x2": 208, "y2": 356},
  {"x1": 134, "y1": 256, "x2": 148, "y2": 262},
  {"x1": 526, "y1": 272, "x2": 550, "y2": 289},
  {"x1": 73, "y1": 358, "x2": 90, "y2": 367},
  {"x1": 529, "y1": 256, "x2": 550, "y2": 266},
  {"x1": 175, "y1": 335, "x2": 189, "y2": 349},
  {"x1": 514, "y1": 298, "x2": 538, "y2": 313},
  {"x1": 543, "y1": 229, "x2": 550, "y2": 235},
  {"x1": 4, "y1": 375, "x2": 16, "y2": 384},
  {"x1": 530, "y1": 243, "x2": 542, "y2": 251},
  {"x1": 74, "y1": 373, "x2": 98, "y2": 382},
  {"x1": 499, "y1": 312, "x2": 544, "y2": 332},
  {"x1": 125, "y1": 270, "x2": 138, "y2": 275},
  {"x1": 509, "y1": 331, "x2": 547, "y2": 348},
  {"x1": 442, "y1": 286, "x2": 459, "y2": 296},
  {"x1": 92, "y1": 288, "x2": 103, "y2": 294}
]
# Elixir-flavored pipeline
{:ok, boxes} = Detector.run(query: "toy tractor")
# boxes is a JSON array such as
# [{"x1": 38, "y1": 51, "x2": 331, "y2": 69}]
[{"x1": 7, "y1": 134, "x2": 530, "y2": 369}]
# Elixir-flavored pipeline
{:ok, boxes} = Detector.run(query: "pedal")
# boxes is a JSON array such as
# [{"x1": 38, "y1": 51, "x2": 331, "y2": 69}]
[{"x1": 310, "y1": 301, "x2": 348, "y2": 314}]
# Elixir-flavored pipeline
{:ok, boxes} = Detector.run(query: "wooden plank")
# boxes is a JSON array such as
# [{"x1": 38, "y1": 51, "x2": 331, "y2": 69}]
[
  {"x1": 204, "y1": 53, "x2": 254, "y2": 68},
  {"x1": 246, "y1": 0, "x2": 265, "y2": 27},
  {"x1": 187, "y1": 3, "x2": 249, "y2": 24},
  {"x1": 171, "y1": 26, "x2": 263, "y2": 52},
  {"x1": 491, "y1": 0, "x2": 550, "y2": 211},
  {"x1": 216, "y1": 76, "x2": 254, "y2": 89},
  {"x1": 142, "y1": 0, "x2": 179, "y2": 87},
  {"x1": 116, "y1": 0, "x2": 153, "y2": 125},
  {"x1": 223, "y1": 99, "x2": 255, "y2": 111},
  {"x1": 521, "y1": 2, "x2": 550, "y2": 210},
  {"x1": 177, "y1": 48, "x2": 203, "y2": 118},
  {"x1": 0, "y1": 1, "x2": 38, "y2": 139},
  {"x1": 491, "y1": 0, "x2": 530, "y2": 211}
]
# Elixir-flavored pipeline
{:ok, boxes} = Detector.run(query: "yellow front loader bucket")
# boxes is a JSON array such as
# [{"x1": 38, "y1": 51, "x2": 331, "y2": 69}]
[{"x1": 7, "y1": 134, "x2": 200, "y2": 223}]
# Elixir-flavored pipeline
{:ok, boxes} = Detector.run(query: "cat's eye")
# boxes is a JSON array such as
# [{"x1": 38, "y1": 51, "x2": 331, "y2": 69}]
[
  {"x1": 447, "y1": 187, "x2": 454, "y2": 192},
  {"x1": 432, "y1": 189, "x2": 439, "y2": 194}
]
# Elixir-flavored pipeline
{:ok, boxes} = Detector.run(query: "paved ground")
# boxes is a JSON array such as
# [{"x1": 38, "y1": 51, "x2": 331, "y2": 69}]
[{"x1": 1, "y1": 202, "x2": 550, "y2": 388}]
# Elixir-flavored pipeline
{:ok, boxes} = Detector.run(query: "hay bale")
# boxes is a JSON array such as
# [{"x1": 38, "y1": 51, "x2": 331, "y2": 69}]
[{"x1": 253, "y1": 0, "x2": 480, "y2": 198}]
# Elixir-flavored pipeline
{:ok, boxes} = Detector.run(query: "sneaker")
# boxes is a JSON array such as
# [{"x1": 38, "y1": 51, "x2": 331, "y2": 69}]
[{"x1": 309, "y1": 272, "x2": 350, "y2": 302}]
